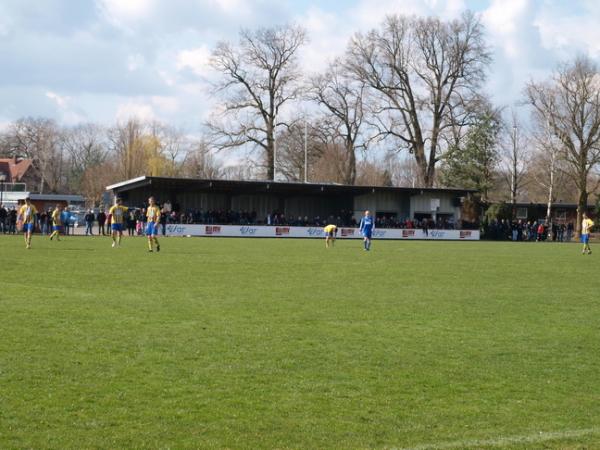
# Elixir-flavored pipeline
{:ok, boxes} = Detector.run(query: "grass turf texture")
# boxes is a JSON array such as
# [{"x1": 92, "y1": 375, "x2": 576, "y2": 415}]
[{"x1": 1, "y1": 235, "x2": 599, "y2": 449}]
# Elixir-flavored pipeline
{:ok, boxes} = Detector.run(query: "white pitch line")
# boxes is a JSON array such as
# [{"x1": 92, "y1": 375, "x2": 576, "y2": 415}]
[{"x1": 399, "y1": 427, "x2": 600, "y2": 450}]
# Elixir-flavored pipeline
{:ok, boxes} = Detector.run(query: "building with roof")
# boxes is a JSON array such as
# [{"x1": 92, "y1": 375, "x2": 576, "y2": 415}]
[
  {"x1": 0, "y1": 157, "x2": 33, "y2": 184},
  {"x1": 106, "y1": 176, "x2": 475, "y2": 227}
]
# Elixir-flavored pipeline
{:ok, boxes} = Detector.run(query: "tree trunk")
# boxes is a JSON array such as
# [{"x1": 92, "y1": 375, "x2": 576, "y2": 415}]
[
  {"x1": 575, "y1": 187, "x2": 587, "y2": 238},
  {"x1": 266, "y1": 120, "x2": 275, "y2": 180},
  {"x1": 266, "y1": 137, "x2": 275, "y2": 181},
  {"x1": 545, "y1": 149, "x2": 556, "y2": 227},
  {"x1": 413, "y1": 143, "x2": 430, "y2": 187},
  {"x1": 344, "y1": 140, "x2": 356, "y2": 185}
]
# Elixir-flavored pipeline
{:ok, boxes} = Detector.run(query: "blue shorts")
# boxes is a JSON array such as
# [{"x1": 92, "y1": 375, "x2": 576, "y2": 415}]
[
  {"x1": 111, "y1": 223, "x2": 123, "y2": 232},
  {"x1": 361, "y1": 229, "x2": 372, "y2": 239},
  {"x1": 23, "y1": 223, "x2": 34, "y2": 233},
  {"x1": 146, "y1": 222, "x2": 157, "y2": 236},
  {"x1": 581, "y1": 234, "x2": 590, "y2": 244},
  {"x1": 52, "y1": 225, "x2": 63, "y2": 232}
]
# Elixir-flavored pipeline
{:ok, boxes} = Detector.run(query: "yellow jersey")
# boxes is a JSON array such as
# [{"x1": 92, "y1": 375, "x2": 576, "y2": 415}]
[
  {"x1": 582, "y1": 218, "x2": 595, "y2": 235},
  {"x1": 18, "y1": 204, "x2": 38, "y2": 224},
  {"x1": 109, "y1": 205, "x2": 128, "y2": 225},
  {"x1": 51, "y1": 209, "x2": 62, "y2": 226},
  {"x1": 323, "y1": 224, "x2": 337, "y2": 233},
  {"x1": 146, "y1": 205, "x2": 161, "y2": 223}
]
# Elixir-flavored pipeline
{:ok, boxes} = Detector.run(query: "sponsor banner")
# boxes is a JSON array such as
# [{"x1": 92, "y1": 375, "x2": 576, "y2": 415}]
[
  {"x1": 205, "y1": 225, "x2": 221, "y2": 235},
  {"x1": 164, "y1": 224, "x2": 480, "y2": 240},
  {"x1": 275, "y1": 227, "x2": 290, "y2": 236}
]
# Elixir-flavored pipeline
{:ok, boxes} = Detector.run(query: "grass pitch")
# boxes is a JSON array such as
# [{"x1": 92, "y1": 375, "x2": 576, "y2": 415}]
[{"x1": 1, "y1": 235, "x2": 600, "y2": 449}]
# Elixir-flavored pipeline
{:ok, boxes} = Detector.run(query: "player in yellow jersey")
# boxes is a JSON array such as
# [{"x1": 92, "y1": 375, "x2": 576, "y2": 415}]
[
  {"x1": 49, "y1": 204, "x2": 64, "y2": 241},
  {"x1": 145, "y1": 196, "x2": 161, "y2": 252},
  {"x1": 581, "y1": 212, "x2": 594, "y2": 255},
  {"x1": 108, "y1": 198, "x2": 128, "y2": 247},
  {"x1": 18, "y1": 197, "x2": 38, "y2": 249},
  {"x1": 323, "y1": 224, "x2": 337, "y2": 248}
]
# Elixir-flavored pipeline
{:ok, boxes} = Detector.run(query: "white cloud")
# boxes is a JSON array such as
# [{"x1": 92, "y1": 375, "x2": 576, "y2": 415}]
[
  {"x1": 97, "y1": 0, "x2": 155, "y2": 28},
  {"x1": 115, "y1": 101, "x2": 155, "y2": 122},
  {"x1": 151, "y1": 96, "x2": 180, "y2": 114},
  {"x1": 535, "y1": 1, "x2": 600, "y2": 59},
  {"x1": 127, "y1": 53, "x2": 145, "y2": 72},
  {"x1": 45, "y1": 91, "x2": 87, "y2": 124},
  {"x1": 209, "y1": 0, "x2": 251, "y2": 16},
  {"x1": 298, "y1": 7, "x2": 348, "y2": 74},
  {"x1": 176, "y1": 46, "x2": 212, "y2": 77},
  {"x1": 46, "y1": 91, "x2": 70, "y2": 109},
  {"x1": 482, "y1": 0, "x2": 529, "y2": 58},
  {"x1": 2, "y1": 0, "x2": 600, "y2": 134}
]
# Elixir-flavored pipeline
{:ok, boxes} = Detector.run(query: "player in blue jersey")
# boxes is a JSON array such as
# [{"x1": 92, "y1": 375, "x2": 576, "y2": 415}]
[{"x1": 359, "y1": 210, "x2": 374, "y2": 251}]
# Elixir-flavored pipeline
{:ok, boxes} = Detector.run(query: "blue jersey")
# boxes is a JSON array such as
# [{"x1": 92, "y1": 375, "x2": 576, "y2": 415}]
[{"x1": 359, "y1": 216, "x2": 374, "y2": 232}]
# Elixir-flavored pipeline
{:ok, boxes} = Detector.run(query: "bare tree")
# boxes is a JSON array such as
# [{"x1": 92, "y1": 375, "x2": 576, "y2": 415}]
[
  {"x1": 525, "y1": 56, "x2": 600, "y2": 235},
  {"x1": 63, "y1": 123, "x2": 109, "y2": 191},
  {"x1": 386, "y1": 152, "x2": 420, "y2": 187},
  {"x1": 181, "y1": 141, "x2": 224, "y2": 179},
  {"x1": 346, "y1": 12, "x2": 491, "y2": 187},
  {"x1": 274, "y1": 120, "x2": 319, "y2": 182},
  {"x1": 6, "y1": 117, "x2": 65, "y2": 193},
  {"x1": 355, "y1": 160, "x2": 393, "y2": 186},
  {"x1": 81, "y1": 160, "x2": 121, "y2": 205},
  {"x1": 208, "y1": 24, "x2": 307, "y2": 180},
  {"x1": 529, "y1": 124, "x2": 568, "y2": 226},
  {"x1": 307, "y1": 59, "x2": 366, "y2": 184},
  {"x1": 107, "y1": 118, "x2": 148, "y2": 180},
  {"x1": 500, "y1": 111, "x2": 530, "y2": 204},
  {"x1": 149, "y1": 122, "x2": 189, "y2": 176}
]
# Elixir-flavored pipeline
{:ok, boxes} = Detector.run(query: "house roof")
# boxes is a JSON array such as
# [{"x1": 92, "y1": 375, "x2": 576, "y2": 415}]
[{"x1": 0, "y1": 157, "x2": 33, "y2": 182}]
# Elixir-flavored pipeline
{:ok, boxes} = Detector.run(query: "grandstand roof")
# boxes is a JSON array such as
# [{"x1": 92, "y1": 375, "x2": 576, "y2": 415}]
[{"x1": 107, "y1": 176, "x2": 476, "y2": 196}]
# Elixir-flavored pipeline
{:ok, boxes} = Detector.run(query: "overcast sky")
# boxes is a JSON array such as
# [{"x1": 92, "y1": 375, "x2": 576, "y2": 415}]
[{"x1": 1, "y1": 0, "x2": 599, "y2": 133}]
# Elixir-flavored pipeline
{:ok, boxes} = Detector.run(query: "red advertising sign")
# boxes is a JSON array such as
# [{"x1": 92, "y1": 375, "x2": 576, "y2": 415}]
[
  {"x1": 275, "y1": 227, "x2": 290, "y2": 236},
  {"x1": 459, "y1": 230, "x2": 472, "y2": 239},
  {"x1": 402, "y1": 229, "x2": 415, "y2": 238},
  {"x1": 341, "y1": 228, "x2": 355, "y2": 237},
  {"x1": 205, "y1": 226, "x2": 221, "y2": 235}
]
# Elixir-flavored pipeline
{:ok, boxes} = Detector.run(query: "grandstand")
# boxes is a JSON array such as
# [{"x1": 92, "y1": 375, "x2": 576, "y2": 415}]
[{"x1": 106, "y1": 176, "x2": 475, "y2": 227}]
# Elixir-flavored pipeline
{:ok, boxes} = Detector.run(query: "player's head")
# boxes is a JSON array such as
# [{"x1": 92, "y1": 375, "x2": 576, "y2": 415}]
[
  {"x1": 116, "y1": 197, "x2": 122, "y2": 205},
  {"x1": 583, "y1": 212, "x2": 588, "y2": 219},
  {"x1": 365, "y1": 210, "x2": 370, "y2": 216},
  {"x1": 148, "y1": 196, "x2": 155, "y2": 206},
  {"x1": 24, "y1": 197, "x2": 31, "y2": 204},
  {"x1": 56, "y1": 203, "x2": 62, "y2": 210}
]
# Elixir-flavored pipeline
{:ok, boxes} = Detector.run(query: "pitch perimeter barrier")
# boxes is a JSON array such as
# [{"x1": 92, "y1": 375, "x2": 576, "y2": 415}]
[{"x1": 162, "y1": 224, "x2": 480, "y2": 240}]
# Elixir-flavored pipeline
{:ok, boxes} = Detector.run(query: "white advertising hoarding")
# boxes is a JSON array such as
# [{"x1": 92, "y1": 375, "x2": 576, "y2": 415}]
[{"x1": 164, "y1": 224, "x2": 480, "y2": 240}]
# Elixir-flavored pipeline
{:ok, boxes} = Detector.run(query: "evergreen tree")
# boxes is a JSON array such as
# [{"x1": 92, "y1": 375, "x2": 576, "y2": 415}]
[{"x1": 440, "y1": 112, "x2": 500, "y2": 200}]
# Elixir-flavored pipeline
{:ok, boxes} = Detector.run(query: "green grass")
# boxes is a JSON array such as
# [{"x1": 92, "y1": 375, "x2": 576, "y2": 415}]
[{"x1": 1, "y1": 234, "x2": 599, "y2": 449}]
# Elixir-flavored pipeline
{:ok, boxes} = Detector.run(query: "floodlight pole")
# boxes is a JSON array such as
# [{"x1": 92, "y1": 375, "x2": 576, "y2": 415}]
[
  {"x1": 304, "y1": 120, "x2": 308, "y2": 183},
  {"x1": 0, "y1": 173, "x2": 6, "y2": 208},
  {"x1": 511, "y1": 125, "x2": 517, "y2": 205},
  {"x1": 273, "y1": 135, "x2": 277, "y2": 181}
]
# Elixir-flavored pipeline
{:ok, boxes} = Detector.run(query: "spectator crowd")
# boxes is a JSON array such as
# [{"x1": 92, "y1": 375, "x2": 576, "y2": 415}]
[
  {"x1": 484, "y1": 219, "x2": 575, "y2": 242},
  {"x1": 0, "y1": 202, "x2": 473, "y2": 236}
]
